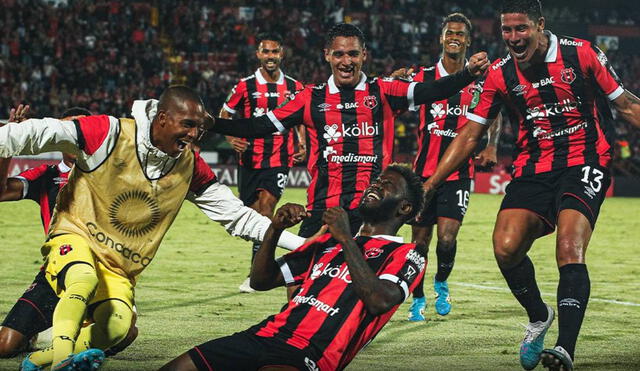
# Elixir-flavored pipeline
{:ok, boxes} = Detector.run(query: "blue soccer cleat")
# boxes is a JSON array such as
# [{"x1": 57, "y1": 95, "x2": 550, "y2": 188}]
[
  {"x1": 434, "y1": 280, "x2": 451, "y2": 316},
  {"x1": 520, "y1": 304, "x2": 555, "y2": 370},
  {"x1": 52, "y1": 348, "x2": 105, "y2": 371},
  {"x1": 20, "y1": 354, "x2": 44, "y2": 371},
  {"x1": 541, "y1": 346, "x2": 573, "y2": 371},
  {"x1": 408, "y1": 296, "x2": 426, "y2": 321}
]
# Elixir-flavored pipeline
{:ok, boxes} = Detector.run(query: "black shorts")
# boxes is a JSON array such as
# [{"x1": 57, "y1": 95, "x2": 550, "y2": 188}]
[
  {"x1": 298, "y1": 208, "x2": 363, "y2": 238},
  {"x1": 2, "y1": 270, "x2": 58, "y2": 338},
  {"x1": 500, "y1": 164, "x2": 611, "y2": 235},
  {"x1": 188, "y1": 330, "x2": 314, "y2": 371},
  {"x1": 411, "y1": 178, "x2": 471, "y2": 227},
  {"x1": 238, "y1": 166, "x2": 289, "y2": 206}
]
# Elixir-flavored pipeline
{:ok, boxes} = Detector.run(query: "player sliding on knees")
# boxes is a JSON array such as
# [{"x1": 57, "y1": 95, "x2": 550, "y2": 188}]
[
  {"x1": 160, "y1": 164, "x2": 428, "y2": 371},
  {"x1": 0, "y1": 86, "x2": 306, "y2": 371}
]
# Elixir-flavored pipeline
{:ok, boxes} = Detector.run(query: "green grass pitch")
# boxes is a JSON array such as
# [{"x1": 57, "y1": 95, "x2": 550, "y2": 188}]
[{"x1": 0, "y1": 189, "x2": 638, "y2": 370}]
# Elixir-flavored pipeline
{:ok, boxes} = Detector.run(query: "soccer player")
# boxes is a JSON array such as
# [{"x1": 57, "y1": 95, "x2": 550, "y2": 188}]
[
  {"x1": 159, "y1": 164, "x2": 427, "y2": 371},
  {"x1": 0, "y1": 86, "x2": 306, "y2": 371},
  {"x1": 394, "y1": 13, "x2": 503, "y2": 321},
  {"x1": 210, "y1": 23, "x2": 489, "y2": 239},
  {"x1": 219, "y1": 32, "x2": 306, "y2": 293},
  {"x1": 421, "y1": 1, "x2": 640, "y2": 370}
]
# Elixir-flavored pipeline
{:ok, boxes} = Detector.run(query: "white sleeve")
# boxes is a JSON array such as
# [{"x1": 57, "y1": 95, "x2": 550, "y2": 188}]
[
  {"x1": 0, "y1": 118, "x2": 79, "y2": 157},
  {"x1": 187, "y1": 182, "x2": 305, "y2": 250}
]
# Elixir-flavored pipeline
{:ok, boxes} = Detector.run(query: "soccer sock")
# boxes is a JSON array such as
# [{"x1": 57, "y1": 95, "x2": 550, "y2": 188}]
[
  {"x1": 555, "y1": 264, "x2": 590, "y2": 359},
  {"x1": 499, "y1": 256, "x2": 548, "y2": 323},
  {"x1": 250, "y1": 242, "x2": 261, "y2": 263},
  {"x1": 434, "y1": 240, "x2": 457, "y2": 282},
  {"x1": 30, "y1": 263, "x2": 98, "y2": 367},
  {"x1": 74, "y1": 300, "x2": 133, "y2": 352},
  {"x1": 412, "y1": 274, "x2": 425, "y2": 299}
]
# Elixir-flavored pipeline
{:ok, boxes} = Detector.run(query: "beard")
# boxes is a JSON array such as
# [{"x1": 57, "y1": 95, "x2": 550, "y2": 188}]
[{"x1": 358, "y1": 197, "x2": 400, "y2": 223}]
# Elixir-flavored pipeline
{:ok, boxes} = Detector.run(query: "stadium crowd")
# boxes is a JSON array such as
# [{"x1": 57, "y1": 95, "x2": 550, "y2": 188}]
[{"x1": 1, "y1": 0, "x2": 640, "y2": 172}]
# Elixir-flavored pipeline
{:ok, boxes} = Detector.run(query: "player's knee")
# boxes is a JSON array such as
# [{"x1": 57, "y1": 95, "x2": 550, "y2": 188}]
[
  {"x1": 493, "y1": 235, "x2": 522, "y2": 267},
  {"x1": 64, "y1": 263, "x2": 99, "y2": 296},
  {"x1": 436, "y1": 235, "x2": 456, "y2": 250},
  {"x1": 0, "y1": 328, "x2": 26, "y2": 358},
  {"x1": 556, "y1": 237, "x2": 586, "y2": 265}
]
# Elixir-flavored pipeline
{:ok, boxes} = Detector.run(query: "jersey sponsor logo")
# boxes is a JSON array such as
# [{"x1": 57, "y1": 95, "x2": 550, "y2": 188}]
[
  {"x1": 532, "y1": 76, "x2": 555, "y2": 89},
  {"x1": 322, "y1": 122, "x2": 379, "y2": 144},
  {"x1": 86, "y1": 222, "x2": 153, "y2": 267},
  {"x1": 59, "y1": 244, "x2": 73, "y2": 256},
  {"x1": 492, "y1": 54, "x2": 512, "y2": 70},
  {"x1": 525, "y1": 98, "x2": 581, "y2": 121},
  {"x1": 310, "y1": 262, "x2": 352, "y2": 283},
  {"x1": 253, "y1": 107, "x2": 266, "y2": 117},
  {"x1": 429, "y1": 102, "x2": 469, "y2": 119},
  {"x1": 322, "y1": 245, "x2": 339, "y2": 254},
  {"x1": 559, "y1": 38, "x2": 583, "y2": 47},
  {"x1": 403, "y1": 265, "x2": 418, "y2": 281},
  {"x1": 512, "y1": 84, "x2": 528, "y2": 96},
  {"x1": 305, "y1": 358, "x2": 320, "y2": 371},
  {"x1": 109, "y1": 190, "x2": 161, "y2": 237},
  {"x1": 323, "y1": 146, "x2": 379, "y2": 164},
  {"x1": 364, "y1": 247, "x2": 383, "y2": 259},
  {"x1": 405, "y1": 249, "x2": 426, "y2": 271},
  {"x1": 251, "y1": 91, "x2": 262, "y2": 99},
  {"x1": 532, "y1": 121, "x2": 588, "y2": 140},
  {"x1": 363, "y1": 95, "x2": 378, "y2": 109},
  {"x1": 597, "y1": 50, "x2": 608, "y2": 66},
  {"x1": 292, "y1": 293, "x2": 340, "y2": 316},
  {"x1": 53, "y1": 176, "x2": 68, "y2": 185},
  {"x1": 560, "y1": 67, "x2": 576, "y2": 84},
  {"x1": 336, "y1": 102, "x2": 359, "y2": 109},
  {"x1": 426, "y1": 122, "x2": 458, "y2": 138},
  {"x1": 317, "y1": 103, "x2": 332, "y2": 112}
]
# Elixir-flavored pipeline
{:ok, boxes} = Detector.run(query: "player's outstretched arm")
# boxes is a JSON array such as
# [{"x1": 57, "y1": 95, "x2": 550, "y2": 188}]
[
  {"x1": 323, "y1": 208, "x2": 404, "y2": 316},
  {"x1": 251, "y1": 203, "x2": 308, "y2": 291},
  {"x1": 613, "y1": 90, "x2": 640, "y2": 129},
  {"x1": 475, "y1": 113, "x2": 502, "y2": 168}
]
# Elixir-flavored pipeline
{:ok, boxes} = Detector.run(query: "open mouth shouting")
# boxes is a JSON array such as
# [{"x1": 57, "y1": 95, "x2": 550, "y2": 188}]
[
  {"x1": 363, "y1": 188, "x2": 383, "y2": 203},
  {"x1": 337, "y1": 65, "x2": 355, "y2": 80},
  {"x1": 509, "y1": 43, "x2": 529, "y2": 61},
  {"x1": 176, "y1": 138, "x2": 192, "y2": 152}
]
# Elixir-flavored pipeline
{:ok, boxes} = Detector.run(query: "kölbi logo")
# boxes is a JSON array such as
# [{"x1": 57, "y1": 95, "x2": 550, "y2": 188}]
[
  {"x1": 322, "y1": 122, "x2": 379, "y2": 143},
  {"x1": 430, "y1": 103, "x2": 469, "y2": 119},
  {"x1": 310, "y1": 262, "x2": 352, "y2": 283}
]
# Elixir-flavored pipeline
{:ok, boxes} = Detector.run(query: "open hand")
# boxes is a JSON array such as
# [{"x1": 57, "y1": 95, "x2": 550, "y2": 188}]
[{"x1": 9, "y1": 104, "x2": 30, "y2": 123}]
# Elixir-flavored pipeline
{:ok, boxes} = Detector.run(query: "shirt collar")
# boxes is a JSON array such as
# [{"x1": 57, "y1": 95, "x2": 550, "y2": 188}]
[
  {"x1": 436, "y1": 58, "x2": 468, "y2": 77},
  {"x1": 57, "y1": 160, "x2": 71, "y2": 173},
  {"x1": 543, "y1": 30, "x2": 558, "y2": 63},
  {"x1": 368, "y1": 235, "x2": 404, "y2": 243},
  {"x1": 328, "y1": 71, "x2": 368, "y2": 94},
  {"x1": 255, "y1": 68, "x2": 284, "y2": 85}
]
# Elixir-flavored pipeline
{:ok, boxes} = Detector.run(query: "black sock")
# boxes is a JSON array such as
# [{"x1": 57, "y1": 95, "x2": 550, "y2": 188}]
[
  {"x1": 556, "y1": 264, "x2": 590, "y2": 359},
  {"x1": 250, "y1": 242, "x2": 261, "y2": 263},
  {"x1": 412, "y1": 273, "x2": 425, "y2": 298},
  {"x1": 500, "y1": 256, "x2": 548, "y2": 322},
  {"x1": 434, "y1": 240, "x2": 456, "y2": 282}
]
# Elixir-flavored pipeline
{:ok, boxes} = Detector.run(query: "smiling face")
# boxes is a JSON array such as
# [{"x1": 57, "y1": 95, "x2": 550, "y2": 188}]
[
  {"x1": 359, "y1": 169, "x2": 411, "y2": 222},
  {"x1": 501, "y1": 12, "x2": 546, "y2": 65},
  {"x1": 325, "y1": 36, "x2": 367, "y2": 88},
  {"x1": 153, "y1": 99, "x2": 208, "y2": 157},
  {"x1": 440, "y1": 21, "x2": 470, "y2": 58},
  {"x1": 256, "y1": 39, "x2": 283, "y2": 73}
]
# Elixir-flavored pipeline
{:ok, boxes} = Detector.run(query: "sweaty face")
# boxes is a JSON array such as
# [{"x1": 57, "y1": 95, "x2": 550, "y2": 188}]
[
  {"x1": 154, "y1": 100, "x2": 207, "y2": 157},
  {"x1": 501, "y1": 13, "x2": 545, "y2": 65},
  {"x1": 256, "y1": 40, "x2": 283, "y2": 73},
  {"x1": 325, "y1": 36, "x2": 367, "y2": 88},
  {"x1": 441, "y1": 22, "x2": 470, "y2": 57},
  {"x1": 359, "y1": 170, "x2": 410, "y2": 222}
]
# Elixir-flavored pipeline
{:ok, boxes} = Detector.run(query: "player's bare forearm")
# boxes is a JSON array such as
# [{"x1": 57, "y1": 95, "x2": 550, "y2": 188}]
[
  {"x1": 413, "y1": 68, "x2": 475, "y2": 105},
  {"x1": 427, "y1": 120, "x2": 487, "y2": 188},
  {"x1": 340, "y1": 237, "x2": 403, "y2": 316},
  {"x1": 250, "y1": 224, "x2": 284, "y2": 291},
  {"x1": 614, "y1": 90, "x2": 640, "y2": 129},
  {"x1": 486, "y1": 113, "x2": 502, "y2": 147},
  {"x1": 211, "y1": 116, "x2": 277, "y2": 138},
  {"x1": 0, "y1": 178, "x2": 24, "y2": 201}
]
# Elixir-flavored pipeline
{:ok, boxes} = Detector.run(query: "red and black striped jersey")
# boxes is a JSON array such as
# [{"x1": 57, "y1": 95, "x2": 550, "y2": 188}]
[
  {"x1": 223, "y1": 68, "x2": 304, "y2": 169},
  {"x1": 250, "y1": 233, "x2": 426, "y2": 370},
  {"x1": 467, "y1": 31, "x2": 623, "y2": 178},
  {"x1": 412, "y1": 60, "x2": 477, "y2": 180},
  {"x1": 265, "y1": 72, "x2": 415, "y2": 210},
  {"x1": 14, "y1": 162, "x2": 70, "y2": 234}
]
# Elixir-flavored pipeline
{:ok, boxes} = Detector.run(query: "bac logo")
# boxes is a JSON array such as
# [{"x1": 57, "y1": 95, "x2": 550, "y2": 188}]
[{"x1": 59, "y1": 244, "x2": 73, "y2": 256}]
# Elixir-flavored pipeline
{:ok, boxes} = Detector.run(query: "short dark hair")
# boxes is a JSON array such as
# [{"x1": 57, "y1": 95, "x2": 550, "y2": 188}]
[
  {"x1": 325, "y1": 23, "x2": 366, "y2": 49},
  {"x1": 386, "y1": 163, "x2": 424, "y2": 221},
  {"x1": 500, "y1": 0, "x2": 543, "y2": 20},
  {"x1": 256, "y1": 32, "x2": 282, "y2": 47},
  {"x1": 61, "y1": 107, "x2": 91, "y2": 118},
  {"x1": 441, "y1": 13, "x2": 472, "y2": 36},
  {"x1": 158, "y1": 85, "x2": 204, "y2": 112}
]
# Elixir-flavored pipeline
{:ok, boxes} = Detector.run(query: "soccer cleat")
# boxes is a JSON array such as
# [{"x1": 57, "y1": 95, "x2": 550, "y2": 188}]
[
  {"x1": 52, "y1": 349, "x2": 105, "y2": 371},
  {"x1": 407, "y1": 296, "x2": 426, "y2": 321},
  {"x1": 434, "y1": 280, "x2": 451, "y2": 316},
  {"x1": 238, "y1": 277, "x2": 255, "y2": 293},
  {"x1": 541, "y1": 346, "x2": 574, "y2": 371},
  {"x1": 20, "y1": 354, "x2": 44, "y2": 371},
  {"x1": 519, "y1": 304, "x2": 555, "y2": 370}
]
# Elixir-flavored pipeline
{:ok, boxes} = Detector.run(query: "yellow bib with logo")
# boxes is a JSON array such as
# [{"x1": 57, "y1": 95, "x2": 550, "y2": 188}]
[{"x1": 48, "y1": 118, "x2": 194, "y2": 283}]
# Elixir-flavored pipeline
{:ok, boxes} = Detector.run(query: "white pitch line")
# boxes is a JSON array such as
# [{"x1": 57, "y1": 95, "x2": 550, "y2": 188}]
[{"x1": 452, "y1": 282, "x2": 640, "y2": 307}]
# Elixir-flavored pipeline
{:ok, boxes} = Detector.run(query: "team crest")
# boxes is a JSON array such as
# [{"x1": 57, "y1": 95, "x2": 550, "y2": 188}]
[
  {"x1": 364, "y1": 247, "x2": 383, "y2": 259},
  {"x1": 560, "y1": 67, "x2": 576, "y2": 84},
  {"x1": 363, "y1": 95, "x2": 378, "y2": 109}
]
